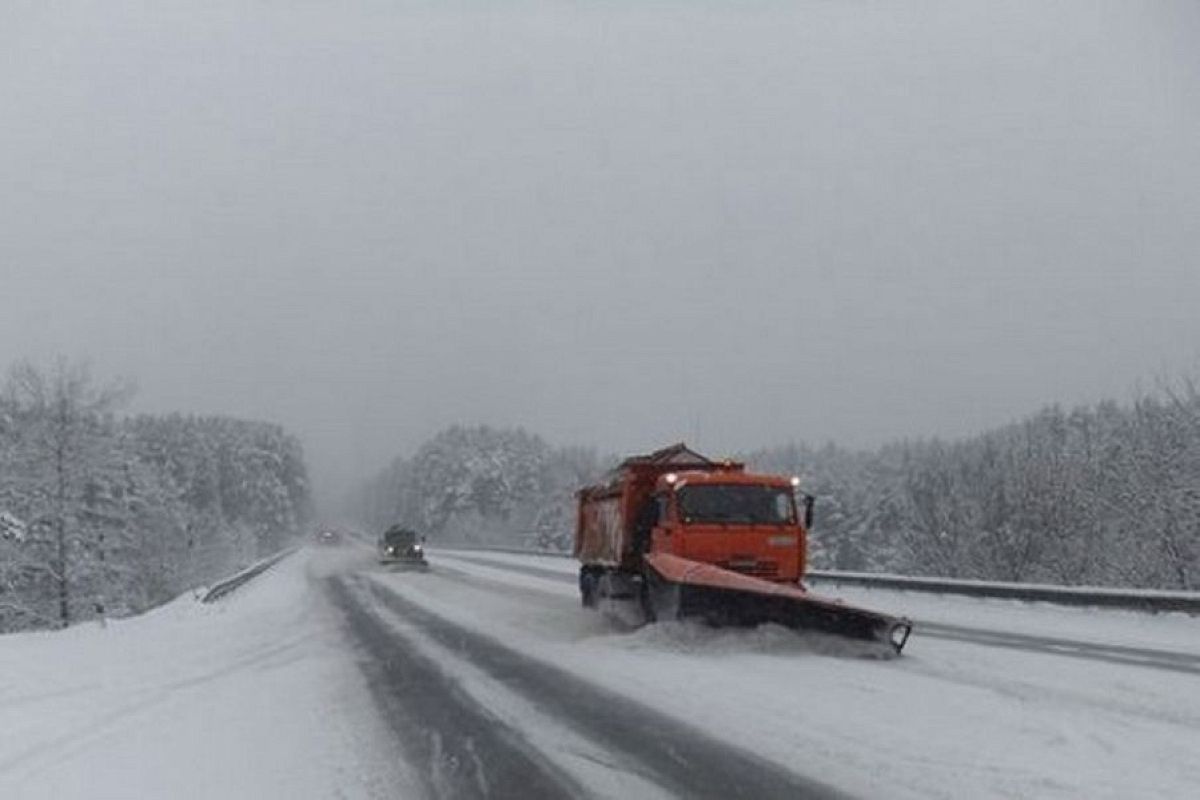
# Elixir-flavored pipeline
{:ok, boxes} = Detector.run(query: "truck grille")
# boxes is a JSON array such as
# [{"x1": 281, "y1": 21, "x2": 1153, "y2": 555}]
[{"x1": 719, "y1": 559, "x2": 779, "y2": 578}]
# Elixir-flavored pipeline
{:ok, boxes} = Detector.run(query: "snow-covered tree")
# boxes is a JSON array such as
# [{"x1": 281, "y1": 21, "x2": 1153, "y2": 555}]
[
  {"x1": 357, "y1": 377, "x2": 1200, "y2": 590},
  {"x1": 0, "y1": 360, "x2": 314, "y2": 634},
  {"x1": 1, "y1": 360, "x2": 134, "y2": 626},
  {"x1": 354, "y1": 425, "x2": 605, "y2": 551}
]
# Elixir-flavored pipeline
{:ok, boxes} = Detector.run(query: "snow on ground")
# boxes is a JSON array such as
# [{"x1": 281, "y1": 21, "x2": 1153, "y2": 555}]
[
  {"x1": 387, "y1": 549, "x2": 1200, "y2": 800},
  {"x1": 436, "y1": 548, "x2": 577, "y2": 576},
  {"x1": 435, "y1": 547, "x2": 1200, "y2": 654},
  {"x1": 22, "y1": 538, "x2": 1189, "y2": 800},
  {"x1": 0, "y1": 547, "x2": 414, "y2": 800}
]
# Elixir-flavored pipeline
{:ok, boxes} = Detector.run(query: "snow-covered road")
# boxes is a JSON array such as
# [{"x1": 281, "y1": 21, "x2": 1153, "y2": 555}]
[
  {"x1": 362, "y1": 547, "x2": 1200, "y2": 800},
  {"x1": 331, "y1": 572, "x2": 847, "y2": 799},
  {"x1": 3, "y1": 545, "x2": 1197, "y2": 799},
  {"x1": 438, "y1": 550, "x2": 1200, "y2": 674}
]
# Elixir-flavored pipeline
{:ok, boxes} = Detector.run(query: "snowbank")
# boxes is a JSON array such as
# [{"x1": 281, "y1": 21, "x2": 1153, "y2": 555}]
[{"x1": 0, "y1": 548, "x2": 412, "y2": 799}]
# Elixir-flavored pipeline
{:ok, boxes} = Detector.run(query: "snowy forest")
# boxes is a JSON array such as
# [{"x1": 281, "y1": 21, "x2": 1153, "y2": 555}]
[
  {"x1": 352, "y1": 425, "x2": 603, "y2": 554},
  {"x1": 0, "y1": 362, "x2": 312, "y2": 633},
  {"x1": 354, "y1": 384, "x2": 1200, "y2": 592}
]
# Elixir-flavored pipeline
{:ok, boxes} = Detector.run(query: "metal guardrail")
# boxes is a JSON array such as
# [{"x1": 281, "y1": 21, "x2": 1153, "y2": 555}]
[
  {"x1": 438, "y1": 544, "x2": 1200, "y2": 615},
  {"x1": 806, "y1": 570, "x2": 1200, "y2": 615},
  {"x1": 201, "y1": 546, "x2": 300, "y2": 603}
]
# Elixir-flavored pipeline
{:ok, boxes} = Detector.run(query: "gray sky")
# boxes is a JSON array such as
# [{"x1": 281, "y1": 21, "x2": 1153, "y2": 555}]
[{"x1": 3, "y1": 0, "x2": 1200, "y2": 506}]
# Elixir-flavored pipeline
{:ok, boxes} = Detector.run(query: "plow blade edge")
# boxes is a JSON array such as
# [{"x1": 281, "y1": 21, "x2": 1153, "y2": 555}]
[{"x1": 643, "y1": 553, "x2": 913, "y2": 655}]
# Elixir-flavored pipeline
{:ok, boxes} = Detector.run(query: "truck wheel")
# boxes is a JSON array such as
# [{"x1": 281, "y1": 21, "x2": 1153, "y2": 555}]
[
  {"x1": 640, "y1": 570, "x2": 682, "y2": 624},
  {"x1": 580, "y1": 570, "x2": 597, "y2": 608},
  {"x1": 639, "y1": 578, "x2": 656, "y2": 623}
]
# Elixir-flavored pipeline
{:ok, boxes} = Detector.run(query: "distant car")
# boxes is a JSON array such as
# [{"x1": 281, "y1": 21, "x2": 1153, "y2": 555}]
[
  {"x1": 315, "y1": 528, "x2": 342, "y2": 546},
  {"x1": 378, "y1": 525, "x2": 428, "y2": 570}
]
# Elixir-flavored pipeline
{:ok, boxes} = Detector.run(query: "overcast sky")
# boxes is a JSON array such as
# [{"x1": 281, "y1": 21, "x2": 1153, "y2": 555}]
[{"x1": 3, "y1": 0, "x2": 1200, "y2": 506}]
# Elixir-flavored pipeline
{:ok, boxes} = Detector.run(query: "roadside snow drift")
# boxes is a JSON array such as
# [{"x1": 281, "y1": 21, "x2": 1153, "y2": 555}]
[{"x1": 0, "y1": 548, "x2": 412, "y2": 800}]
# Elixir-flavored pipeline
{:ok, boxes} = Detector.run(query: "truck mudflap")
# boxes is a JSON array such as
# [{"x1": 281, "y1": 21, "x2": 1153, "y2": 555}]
[{"x1": 642, "y1": 553, "x2": 913, "y2": 655}]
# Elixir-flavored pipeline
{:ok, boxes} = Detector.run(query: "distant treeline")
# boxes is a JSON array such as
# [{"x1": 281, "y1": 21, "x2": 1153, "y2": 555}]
[
  {"x1": 353, "y1": 384, "x2": 1200, "y2": 591},
  {"x1": 749, "y1": 388, "x2": 1200, "y2": 591},
  {"x1": 0, "y1": 361, "x2": 312, "y2": 633},
  {"x1": 352, "y1": 425, "x2": 604, "y2": 552}
]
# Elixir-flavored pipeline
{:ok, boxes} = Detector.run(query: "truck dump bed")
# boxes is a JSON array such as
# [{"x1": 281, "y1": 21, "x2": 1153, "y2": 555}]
[{"x1": 574, "y1": 443, "x2": 732, "y2": 568}]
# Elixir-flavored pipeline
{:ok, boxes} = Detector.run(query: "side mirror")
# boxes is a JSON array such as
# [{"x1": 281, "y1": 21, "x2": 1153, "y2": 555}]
[{"x1": 803, "y1": 494, "x2": 815, "y2": 529}]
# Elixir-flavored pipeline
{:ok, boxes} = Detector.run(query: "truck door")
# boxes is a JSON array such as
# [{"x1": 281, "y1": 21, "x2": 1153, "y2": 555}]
[{"x1": 649, "y1": 493, "x2": 675, "y2": 554}]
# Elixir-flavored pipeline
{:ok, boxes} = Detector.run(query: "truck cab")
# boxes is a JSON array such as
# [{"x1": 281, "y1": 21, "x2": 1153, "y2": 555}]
[
  {"x1": 574, "y1": 443, "x2": 813, "y2": 586},
  {"x1": 646, "y1": 470, "x2": 810, "y2": 583},
  {"x1": 378, "y1": 525, "x2": 429, "y2": 570}
]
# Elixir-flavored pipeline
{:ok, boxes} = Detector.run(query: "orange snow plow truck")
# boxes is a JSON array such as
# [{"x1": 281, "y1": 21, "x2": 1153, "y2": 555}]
[{"x1": 574, "y1": 444, "x2": 913, "y2": 655}]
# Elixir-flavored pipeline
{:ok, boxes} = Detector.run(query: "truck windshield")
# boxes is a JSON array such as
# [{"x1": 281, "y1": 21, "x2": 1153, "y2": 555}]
[
  {"x1": 383, "y1": 529, "x2": 416, "y2": 546},
  {"x1": 676, "y1": 484, "x2": 795, "y2": 525}
]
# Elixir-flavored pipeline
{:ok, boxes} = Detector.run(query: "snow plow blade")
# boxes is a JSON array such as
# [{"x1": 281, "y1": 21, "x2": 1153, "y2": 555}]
[
  {"x1": 643, "y1": 553, "x2": 913, "y2": 655},
  {"x1": 380, "y1": 557, "x2": 430, "y2": 571}
]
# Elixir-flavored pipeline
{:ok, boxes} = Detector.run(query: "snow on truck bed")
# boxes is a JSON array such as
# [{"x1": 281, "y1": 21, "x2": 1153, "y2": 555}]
[{"x1": 0, "y1": 549, "x2": 411, "y2": 800}]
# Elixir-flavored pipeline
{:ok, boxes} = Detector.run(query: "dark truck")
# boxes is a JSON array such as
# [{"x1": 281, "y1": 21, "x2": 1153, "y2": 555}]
[{"x1": 378, "y1": 525, "x2": 429, "y2": 570}]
